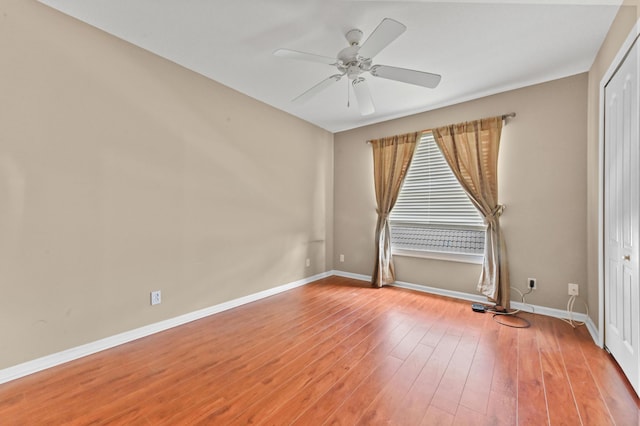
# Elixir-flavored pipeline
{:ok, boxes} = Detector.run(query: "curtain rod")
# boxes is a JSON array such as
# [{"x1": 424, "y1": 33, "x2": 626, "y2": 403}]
[
  {"x1": 365, "y1": 112, "x2": 516, "y2": 144},
  {"x1": 420, "y1": 112, "x2": 517, "y2": 133}
]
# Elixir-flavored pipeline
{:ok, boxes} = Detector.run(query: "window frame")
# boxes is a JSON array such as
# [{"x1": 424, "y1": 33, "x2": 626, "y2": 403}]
[{"x1": 390, "y1": 131, "x2": 485, "y2": 264}]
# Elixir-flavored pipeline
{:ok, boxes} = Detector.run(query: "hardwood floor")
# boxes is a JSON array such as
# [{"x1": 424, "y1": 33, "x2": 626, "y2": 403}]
[{"x1": 1, "y1": 275, "x2": 638, "y2": 425}]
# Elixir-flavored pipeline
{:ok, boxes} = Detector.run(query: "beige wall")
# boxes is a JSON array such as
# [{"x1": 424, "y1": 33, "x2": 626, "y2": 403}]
[
  {"x1": 335, "y1": 74, "x2": 588, "y2": 310},
  {"x1": 0, "y1": 0, "x2": 333, "y2": 369},
  {"x1": 586, "y1": 2, "x2": 639, "y2": 326}
]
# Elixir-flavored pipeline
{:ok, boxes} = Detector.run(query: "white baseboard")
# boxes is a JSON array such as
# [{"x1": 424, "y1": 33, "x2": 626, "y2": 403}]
[
  {"x1": 510, "y1": 300, "x2": 588, "y2": 322},
  {"x1": 393, "y1": 280, "x2": 488, "y2": 304},
  {"x1": 585, "y1": 316, "x2": 600, "y2": 345},
  {"x1": 0, "y1": 271, "x2": 330, "y2": 385},
  {"x1": 330, "y1": 270, "x2": 370, "y2": 282},
  {"x1": 332, "y1": 269, "x2": 600, "y2": 342}
]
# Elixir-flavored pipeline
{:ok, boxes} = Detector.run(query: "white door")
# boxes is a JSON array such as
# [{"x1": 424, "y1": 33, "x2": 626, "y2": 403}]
[{"x1": 604, "y1": 38, "x2": 640, "y2": 396}]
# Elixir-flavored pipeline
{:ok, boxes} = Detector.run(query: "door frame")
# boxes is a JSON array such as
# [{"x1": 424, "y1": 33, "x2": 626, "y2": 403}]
[{"x1": 599, "y1": 18, "x2": 640, "y2": 348}]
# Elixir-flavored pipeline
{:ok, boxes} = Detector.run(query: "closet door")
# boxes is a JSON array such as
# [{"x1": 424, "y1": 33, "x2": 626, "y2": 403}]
[{"x1": 604, "y1": 38, "x2": 640, "y2": 396}]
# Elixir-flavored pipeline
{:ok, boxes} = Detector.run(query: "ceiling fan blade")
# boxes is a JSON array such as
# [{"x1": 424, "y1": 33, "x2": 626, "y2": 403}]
[
  {"x1": 273, "y1": 48, "x2": 338, "y2": 65},
  {"x1": 352, "y1": 78, "x2": 375, "y2": 116},
  {"x1": 358, "y1": 18, "x2": 406, "y2": 60},
  {"x1": 292, "y1": 74, "x2": 343, "y2": 104},
  {"x1": 370, "y1": 65, "x2": 441, "y2": 88}
]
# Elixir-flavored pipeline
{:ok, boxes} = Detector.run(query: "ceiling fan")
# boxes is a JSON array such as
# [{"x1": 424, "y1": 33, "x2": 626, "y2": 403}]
[{"x1": 274, "y1": 18, "x2": 441, "y2": 116}]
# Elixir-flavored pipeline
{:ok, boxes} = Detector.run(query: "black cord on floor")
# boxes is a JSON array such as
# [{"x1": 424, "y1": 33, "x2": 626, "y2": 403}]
[
  {"x1": 472, "y1": 285, "x2": 535, "y2": 329},
  {"x1": 492, "y1": 313, "x2": 531, "y2": 328}
]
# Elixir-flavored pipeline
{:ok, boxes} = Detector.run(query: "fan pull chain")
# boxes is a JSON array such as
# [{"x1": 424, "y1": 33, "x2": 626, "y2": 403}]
[{"x1": 347, "y1": 80, "x2": 350, "y2": 108}]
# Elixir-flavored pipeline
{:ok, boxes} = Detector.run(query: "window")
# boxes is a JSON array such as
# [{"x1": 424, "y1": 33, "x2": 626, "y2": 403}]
[{"x1": 390, "y1": 132, "x2": 485, "y2": 263}]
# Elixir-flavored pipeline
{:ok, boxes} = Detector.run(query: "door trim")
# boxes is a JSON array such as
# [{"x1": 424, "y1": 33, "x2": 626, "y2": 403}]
[{"x1": 599, "y1": 18, "x2": 640, "y2": 348}]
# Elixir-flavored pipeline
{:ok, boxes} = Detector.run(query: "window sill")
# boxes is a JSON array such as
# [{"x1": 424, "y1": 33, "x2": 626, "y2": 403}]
[{"x1": 392, "y1": 248, "x2": 484, "y2": 265}]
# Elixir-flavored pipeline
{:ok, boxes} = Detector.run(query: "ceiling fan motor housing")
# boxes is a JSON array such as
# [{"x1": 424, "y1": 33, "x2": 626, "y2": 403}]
[
  {"x1": 338, "y1": 37, "x2": 373, "y2": 80},
  {"x1": 338, "y1": 45, "x2": 359, "y2": 64}
]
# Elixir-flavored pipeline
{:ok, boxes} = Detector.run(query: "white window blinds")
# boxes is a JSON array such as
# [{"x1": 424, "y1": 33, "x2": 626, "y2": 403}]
[{"x1": 390, "y1": 132, "x2": 484, "y2": 229}]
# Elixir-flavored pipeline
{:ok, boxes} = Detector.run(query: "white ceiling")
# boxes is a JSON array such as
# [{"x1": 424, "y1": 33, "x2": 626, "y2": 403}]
[{"x1": 38, "y1": 0, "x2": 621, "y2": 132}]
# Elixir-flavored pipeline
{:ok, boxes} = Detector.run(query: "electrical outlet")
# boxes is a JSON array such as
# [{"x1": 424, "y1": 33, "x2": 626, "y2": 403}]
[
  {"x1": 568, "y1": 283, "x2": 579, "y2": 296},
  {"x1": 151, "y1": 290, "x2": 161, "y2": 305},
  {"x1": 305, "y1": 258, "x2": 310, "y2": 267},
  {"x1": 340, "y1": 254, "x2": 345, "y2": 262},
  {"x1": 528, "y1": 278, "x2": 537, "y2": 290}
]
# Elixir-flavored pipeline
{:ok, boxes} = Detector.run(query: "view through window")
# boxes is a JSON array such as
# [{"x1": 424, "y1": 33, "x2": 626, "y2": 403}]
[{"x1": 390, "y1": 132, "x2": 485, "y2": 261}]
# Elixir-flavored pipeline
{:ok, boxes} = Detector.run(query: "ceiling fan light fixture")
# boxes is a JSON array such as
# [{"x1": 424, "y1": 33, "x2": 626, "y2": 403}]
[{"x1": 346, "y1": 64, "x2": 361, "y2": 79}]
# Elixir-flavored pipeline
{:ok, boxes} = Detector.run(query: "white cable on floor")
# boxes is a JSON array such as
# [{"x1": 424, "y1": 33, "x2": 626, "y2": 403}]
[
  {"x1": 511, "y1": 286, "x2": 535, "y2": 313},
  {"x1": 561, "y1": 295, "x2": 588, "y2": 328}
]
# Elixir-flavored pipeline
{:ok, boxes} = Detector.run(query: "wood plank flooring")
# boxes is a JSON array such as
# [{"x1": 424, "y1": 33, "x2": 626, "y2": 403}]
[{"x1": 0, "y1": 275, "x2": 638, "y2": 425}]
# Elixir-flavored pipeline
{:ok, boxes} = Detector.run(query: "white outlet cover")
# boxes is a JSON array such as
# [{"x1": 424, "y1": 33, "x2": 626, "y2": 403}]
[
  {"x1": 568, "y1": 283, "x2": 579, "y2": 296},
  {"x1": 151, "y1": 290, "x2": 162, "y2": 305}
]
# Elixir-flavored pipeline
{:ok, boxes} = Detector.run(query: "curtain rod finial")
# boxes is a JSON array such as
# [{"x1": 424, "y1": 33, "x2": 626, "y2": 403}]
[{"x1": 502, "y1": 112, "x2": 516, "y2": 125}]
